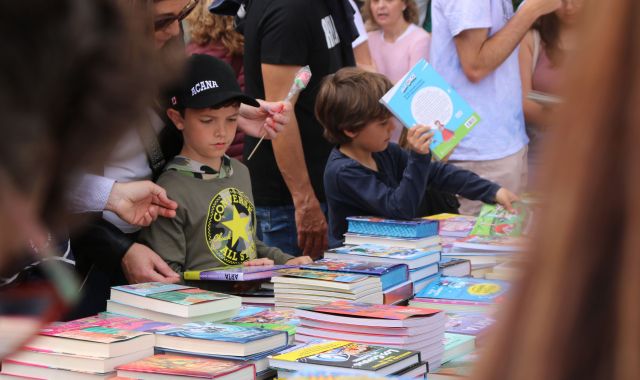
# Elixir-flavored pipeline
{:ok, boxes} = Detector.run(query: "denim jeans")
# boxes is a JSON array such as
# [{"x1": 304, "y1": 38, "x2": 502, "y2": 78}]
[{"x1": 255, "y1": 203, "x2": 330, "y2": 257}]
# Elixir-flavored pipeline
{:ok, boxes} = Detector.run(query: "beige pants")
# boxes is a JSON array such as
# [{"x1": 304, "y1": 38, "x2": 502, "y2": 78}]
[{"x1": 448, "y1": 146, "x2": 528, "y2": 216}]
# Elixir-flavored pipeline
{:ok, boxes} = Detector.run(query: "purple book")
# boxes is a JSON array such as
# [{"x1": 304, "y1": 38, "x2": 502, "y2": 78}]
[
  {"x1": 183, "y1": 265, "x2": 296, "y2": 281},
  {"x1": 445, "y1": 312, "x2": 495, "y2": 337},
  {"x1": 300, "y1": 258, "x2": 409, "y2": 291}
]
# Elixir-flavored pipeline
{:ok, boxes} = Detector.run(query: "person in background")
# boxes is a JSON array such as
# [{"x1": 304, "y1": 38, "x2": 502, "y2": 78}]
[
  {"x1": 518, "y1": 0, "x2": 584, "y2": 186},
  {"x1": 223, "y1": 0, "x2": 357, "y2": 257},
  {"x1": 429, "y1": 0, "x2": 560, "y2": 215},
  {"x1": 349, "y1": 0, "x2": 377, "y2": 72},
  {"x1": 362, "y1": 0, "x2": 430, "y2": 142},
  {"x1": 472, "y1": 1, "x2": 640, "y2": 379},
  {"x1": 185, "y1": 1, "x2": 247, "y2": 161}
]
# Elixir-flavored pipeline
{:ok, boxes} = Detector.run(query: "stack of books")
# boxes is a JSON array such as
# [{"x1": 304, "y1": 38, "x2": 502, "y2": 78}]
[
  {"x1": 445, "y1": 311, "x2": 495, "y2": 346},
  {"x1": 271, "y1": 268, "x2": 383, "y2": 309},
  {"x1": 323, "y1": 244, "x2": 441, "y2": 295},
  {"x1": 105, "y1": 282, "x2": 241, "y2": 324},
  {"x1": 442, "y1": 333, "x2": 475, "y2": 365},
  {"x1": 152, "y1": 321, "x2": 289, "y2": 379},
  {"x1": 116, "y1": 353, "x2": 256, "y2": 379},
  {"x1": 410, "y1": 277, "x2": 510, "y2": 314},
  {"x1": 268, "y1": 340, "x2": 426, "y2": 379},
  {"x1": 343, "y1": 217, "x2": 441, "y2": 250},
  {"x1": 299, "y1": 258, "x2": 412, "y2": 304},
  {"x1": 1, "y1": 316, "x2": 155, "y2": 379},
  {"x1": 445, "y1": 235, "x2": 523, "y2": 277},
  {"x1": 293, "y1": 300, "x2": 446, "y2": 370}
]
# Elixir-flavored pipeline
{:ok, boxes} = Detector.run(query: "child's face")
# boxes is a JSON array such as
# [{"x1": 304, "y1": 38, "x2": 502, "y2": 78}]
[
  {"x1": 351, "y1": 117, "x2": 396, "y2": 152},
  {"x1": 177, "y1": 105, "x2": 239, "y2": 166}
]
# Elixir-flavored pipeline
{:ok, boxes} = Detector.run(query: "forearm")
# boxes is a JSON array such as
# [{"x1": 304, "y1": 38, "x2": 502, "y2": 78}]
[
  {"x1": 430, "y1": 162, "x2": 500, "y2": 203},
  {"x1": 458, "y1": 5, "x2": 540, "y2": 82},
  {"x1": 256, "y1": 239, "x2": 294, "y2": 264},
  {"x1": 68, "y1": 174, "x2": 115, "y2": 213},
  {"x1": 271, "y1": 114, "x2": 317, "y2": 206},
  {"x1": 523, "y1": 99, "x2": 551, "y2": 126}
]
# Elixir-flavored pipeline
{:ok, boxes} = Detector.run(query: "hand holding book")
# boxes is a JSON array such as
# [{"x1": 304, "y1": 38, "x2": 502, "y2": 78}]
[
  {"x1": 494, "y1": 188, "x2": 520, "y2": 213},
  {"x1": 406, "y1": 125, "x2": 435, "y2": 155}
]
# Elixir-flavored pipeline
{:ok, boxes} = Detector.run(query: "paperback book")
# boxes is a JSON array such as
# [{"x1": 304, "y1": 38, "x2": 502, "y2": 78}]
[
  {"x1": 300, "y1": 259, "x2": 409, "y2": 290},
  {"x1": 470, "y1": 203, "x2": 531, "y2": 237},
  {"x1": 416, "y1": 276, "x2": 510, "y2": 303},
  {"x1": 116, "y1": 354, "x2": 256, "y2": 380},
  {"x1": 346, "y1": 216, "x2": 438, "y2": 239},
  {"x1": 226, "y1": 308, "x2": 299, "y2": 338},
  {"x1": 380, "y1": 59, "x2": 481, "y2": 160},
  {"x1": 183, "y1": 265, "x2": 295, "y2": 282},
  {"x1": 324, "y1": 244, "x2": 441, "y2": 270},
  {"x1": 425, "y1": 213, "x2": 476, "y2": 238}
]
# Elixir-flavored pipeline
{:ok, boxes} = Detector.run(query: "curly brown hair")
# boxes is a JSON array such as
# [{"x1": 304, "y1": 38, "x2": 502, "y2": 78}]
[
  {"x1": 185, "y1": 1, "x2": 244, "y2": 56},
  {"x1": 361, "y1": 0, "x2": 420, "y2": 32}
]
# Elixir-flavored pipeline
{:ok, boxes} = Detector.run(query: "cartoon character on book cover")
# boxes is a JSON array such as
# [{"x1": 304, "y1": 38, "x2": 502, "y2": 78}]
[
  {"x1": 120, "y1": 354, "x2": 246, "y2": 375},
  {"x1": 149, "y1": 288, "x2": 230, "y2": 305}
]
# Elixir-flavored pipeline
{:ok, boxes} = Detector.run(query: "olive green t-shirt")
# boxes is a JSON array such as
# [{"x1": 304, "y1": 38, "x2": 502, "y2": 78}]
[{"x1": 139, "y1": 156, "x2": 293, "y2": 278}]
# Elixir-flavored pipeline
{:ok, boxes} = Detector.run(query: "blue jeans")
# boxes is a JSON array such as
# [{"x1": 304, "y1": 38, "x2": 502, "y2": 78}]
[{"x1": 255, "y1": 203, "x2": 330, "y2": 257}]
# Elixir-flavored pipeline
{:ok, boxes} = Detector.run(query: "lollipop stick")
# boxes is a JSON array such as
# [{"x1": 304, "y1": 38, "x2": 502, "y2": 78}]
[{"x1": 246, "y1": 132, "x2": 266, "y2": 160}]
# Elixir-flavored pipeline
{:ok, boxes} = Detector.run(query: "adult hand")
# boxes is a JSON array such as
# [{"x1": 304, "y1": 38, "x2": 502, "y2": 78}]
[
  {"x1": 286, "y1": 256, "x2": 314, "y2": 265},
  {"x1": 495, "y1": 188, "x2": 520, "y2": 213},
  {"x1": 238, "y1": 100, "x2": 291, "y2": 139},
  {"x1": 407, "y1": 125, "x2": 435, "y2": 155},
  {"x1": 243, "y1": 258, "x2": 275, "y2": 266},
  {"x1": 105, "y1": 181, "x2": 177, "y2": 227},
  {"x1": 121, "y1": 243, "x2": 181, "y2": 284},
  {"x1": 295, "y1": 199, "x2": 328, "y2": 259}
]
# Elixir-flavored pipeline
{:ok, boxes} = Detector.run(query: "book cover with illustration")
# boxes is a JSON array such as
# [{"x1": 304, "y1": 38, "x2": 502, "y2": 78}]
[
  {"x1": 445, "y1": 312, "x2": 495, "y2": 337},
  {"x1": 183, "y1": 265, "x2": 295, "y2": 282},
  {"x1": 326, "y1": 244, "x2": 440, "y2": 268},
  {"x1": 148, "y1": 287, "x2": 234, "y2": 306},
  {"x1": 40, "y1": 325, "x2": 151, "y2": 344},
  {"x1": 452, "y1": 235, "x2": 525, "y2": 252},
  {"x1": 155, "y1": 321, "x2": 286, "y2": 344},
  {"x1": 470, "y1": 203, "x2": 531, "y2": 237},
  {"x1": 270, "y1": 341, "x2": 419, "y2": 372},
  {"x1": 116, "y1": 354, "x2": 255, "y2": 379},
  {"x1": 346, "y1": 216, "x2": 438, "y2": 239},
  {"x1": 226, "y1": 309, "x2": 298, "y2": 336},
  {"x1": 111, "y1": 282, "x2": 190, "y2": 297},
  {"x1": 274, "y1": 268, "x2": 371, "y2": 284},
  {"x1": 416, "y1": 277, "x2": 510, "y2": 303},
  {"x1": 300, "y1": 259, "x2": 408, "y2": 291},
  {"x1": 306, "y1": 300, "x2": 442, "y2": 321},
  {"x1": 425, "y1": 213, "x2": 477, "y2": 238},
  {"x1": 380, "y1": 59, "x2": 481, "y2": 160}
]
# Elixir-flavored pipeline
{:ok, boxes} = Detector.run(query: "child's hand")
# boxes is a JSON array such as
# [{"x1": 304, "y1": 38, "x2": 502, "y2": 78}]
[
  {"x1": 243, "y1": 258, "x2": 275, "y2": 266},
  {"x1": 495, "y1": 187, "x2": 520, "y2": 213},
  {"x1": 285, "y1": 256, "x2": 313, "y2": 265},
  {"x1": 407, "y1": 125, "x2": 435, "y2": 155}
]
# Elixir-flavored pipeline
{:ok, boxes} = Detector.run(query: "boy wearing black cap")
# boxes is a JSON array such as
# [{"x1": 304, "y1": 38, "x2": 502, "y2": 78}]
[{"x1": 139, "y1": 55, "x2": 312, "y2": 279}]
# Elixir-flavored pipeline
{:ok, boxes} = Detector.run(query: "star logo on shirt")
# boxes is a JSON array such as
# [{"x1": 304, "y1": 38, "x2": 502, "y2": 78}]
[{"x1": 221, "y1": 205, "x2": 251, "y2": 247}]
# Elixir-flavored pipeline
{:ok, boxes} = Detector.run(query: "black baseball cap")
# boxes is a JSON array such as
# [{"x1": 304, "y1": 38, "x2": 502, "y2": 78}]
[
  {"x1": 208, "y1": 0, "x2": 244, "y2": 15},
  {"x1": 170, "y1": 54, "x2": 259, "y2": 109}
]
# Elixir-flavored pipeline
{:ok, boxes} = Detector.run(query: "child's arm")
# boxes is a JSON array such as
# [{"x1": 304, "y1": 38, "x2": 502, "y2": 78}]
[
  {"x1": 334, "y1": 146, "x2": 433, "y2": 220},
  {"x1": 255, "y1": 240, "x2": 296, "y2": 265}
]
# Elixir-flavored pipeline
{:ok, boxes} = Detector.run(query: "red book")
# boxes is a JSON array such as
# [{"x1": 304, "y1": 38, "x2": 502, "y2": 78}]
[{"x1": 116, "y1": 354, "x2": 255, "y2": 380}]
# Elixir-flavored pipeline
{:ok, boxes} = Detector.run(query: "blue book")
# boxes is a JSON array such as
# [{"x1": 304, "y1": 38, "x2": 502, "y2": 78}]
[
  {"x1": 155, "y1": 322, "x2": 289, "y2": 357},
  {"x1": 346, "y1": 216, "x2": 438, "y2": 239},
  {"x1": 415, "y1": 276, "x2": 509, "y2": 303},
  {"x1": 300, "y1": 259, "x2": 409, "y2": 291},
  {"x1": 380, "y1": 59, "x2": 481, "y2": 160},
  {"x1": 324, "y1": 244, "x2": 441, "y2": 270}
]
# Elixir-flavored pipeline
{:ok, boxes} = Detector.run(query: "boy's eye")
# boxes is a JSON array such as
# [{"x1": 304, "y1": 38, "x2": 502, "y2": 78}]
[{"x1": 200, "y1": 118, "x2": 213, "y2": 123}]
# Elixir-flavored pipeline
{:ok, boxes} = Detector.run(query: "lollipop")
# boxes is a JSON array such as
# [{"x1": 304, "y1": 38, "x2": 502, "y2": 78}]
[{"x1": 246, "y1": 65, "x2": 312, "y2": 160}]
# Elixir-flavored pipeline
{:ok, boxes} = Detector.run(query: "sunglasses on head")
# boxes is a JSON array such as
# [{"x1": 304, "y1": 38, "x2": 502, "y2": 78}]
[{"x1": 154, "y1": 0, "x2": 200, "y2": 31}]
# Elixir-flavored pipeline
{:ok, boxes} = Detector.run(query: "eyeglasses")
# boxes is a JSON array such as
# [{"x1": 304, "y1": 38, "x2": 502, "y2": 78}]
[{"x1": 154, "y1": 0, "x2": 200, "y2": 31}]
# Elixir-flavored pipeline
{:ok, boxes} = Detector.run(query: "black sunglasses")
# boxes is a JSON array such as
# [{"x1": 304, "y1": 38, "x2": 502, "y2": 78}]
[{"x1": 154, "y1": 0, "x2": 200, "y2": 31}]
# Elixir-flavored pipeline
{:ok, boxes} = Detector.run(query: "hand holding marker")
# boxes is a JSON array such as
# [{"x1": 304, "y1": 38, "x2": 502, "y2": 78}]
[{"x1": 247, "y1": 65, "x2": 312, "y2": 160}]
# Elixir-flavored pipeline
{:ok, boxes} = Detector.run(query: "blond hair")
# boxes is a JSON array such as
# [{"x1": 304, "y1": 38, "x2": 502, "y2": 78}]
[
  {"x1": 185, "y1": 1, "x2": 243, "y2": 56},
  {"x1": 361, "y1": 0, "x2": 420, "y2": 32}
]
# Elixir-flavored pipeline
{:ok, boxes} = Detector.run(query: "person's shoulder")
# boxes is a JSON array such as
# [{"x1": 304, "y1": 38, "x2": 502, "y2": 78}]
[
  {"x1": 265, "y1": 0, "x2": 307, "y2": 13},
  {"x1": 229, "y1": 157, "x2": 250, "y2": 176},
  {"x1": 410, "y1": 24, "x2": 431, "y2": 39}
]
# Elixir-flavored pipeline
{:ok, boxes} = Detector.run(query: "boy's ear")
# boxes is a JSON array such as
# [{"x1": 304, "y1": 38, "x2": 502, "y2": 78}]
[
  {"x1": 166, "y1": 108, "x2": 185, "y2": 130},
  {"x1": 344, "y1": 130, "x2": 359, "y2": 139}
]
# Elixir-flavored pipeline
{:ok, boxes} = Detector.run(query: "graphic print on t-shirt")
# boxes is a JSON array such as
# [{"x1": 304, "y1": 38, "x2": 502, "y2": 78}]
[{"x1": 205, "y1": 188, "x2": 257, "y2": 265}]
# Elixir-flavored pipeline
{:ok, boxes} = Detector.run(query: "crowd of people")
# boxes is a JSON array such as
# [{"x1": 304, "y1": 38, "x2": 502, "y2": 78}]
[{"x1": 3, "y1": 0, "x2": 640, "y2": 378}]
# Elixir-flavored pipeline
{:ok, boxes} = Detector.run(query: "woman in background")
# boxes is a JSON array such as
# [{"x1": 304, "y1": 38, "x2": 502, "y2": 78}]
[{"x1": 474, "y1": 0, "x2": 640, "y2": 379}]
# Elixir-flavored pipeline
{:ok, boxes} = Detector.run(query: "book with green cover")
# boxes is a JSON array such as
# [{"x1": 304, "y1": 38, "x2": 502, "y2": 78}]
[{"x1": 470, "y1": 203, "x2": 530, "y2": 237}]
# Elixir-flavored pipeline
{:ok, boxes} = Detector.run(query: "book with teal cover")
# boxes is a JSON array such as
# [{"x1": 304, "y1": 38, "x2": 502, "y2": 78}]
[
  {"x1": 346, "y1": 216, "x2": 438, "y2": 239},
  {"x1": 416, "y1": 276, "x2": 510, "y2": 303},
  {"x1": 325, "y1": 244, "x2": 441, "y2": 270},
  {"x1": 274, "y1": 268, "x2": 371, "y2": 283},
  {"x1": 155, "y1": 322, "x2": 287, "y2": 345},
  {"x1": 183, "y1": 265, "x2": 295, "y2": 282},
  {"x1": 380, "y1": 59, "x2": 481, "y2": 160},
  {"x1": 300, "y1": 259, "x2": 408, "y2": 291},
  {"x1": 147, "y1": 287, "x2": 234, "y2": 306}
]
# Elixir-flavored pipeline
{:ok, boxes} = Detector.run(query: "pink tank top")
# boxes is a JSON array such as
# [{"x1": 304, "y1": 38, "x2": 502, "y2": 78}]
[{"x1": 531, "y1": 46, "x2": 561, "y2": 94}]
